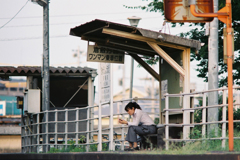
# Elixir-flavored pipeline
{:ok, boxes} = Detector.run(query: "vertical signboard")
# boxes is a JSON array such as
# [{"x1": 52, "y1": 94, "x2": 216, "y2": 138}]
[{"x1": 100, "y1": 63, "x2": 111, "y2": 102}]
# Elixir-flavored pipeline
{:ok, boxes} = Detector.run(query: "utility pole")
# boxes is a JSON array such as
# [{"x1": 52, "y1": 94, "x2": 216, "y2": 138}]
[
  {"x1": 32, "y1": 0, "x2": 50, "y2": 152},
  {"x1": 207, "y1": 0, "x2": 219, "y2": 136},
  {"x1": 32, "y1": 0, "x2": 50, "y2": 111}
]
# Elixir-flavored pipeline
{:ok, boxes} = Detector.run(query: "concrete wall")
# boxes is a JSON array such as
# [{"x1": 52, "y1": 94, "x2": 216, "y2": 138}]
[
  {"x1": 0, "y1": 135, "x2": 21, "y2": 153},
  {"x1": 161, "y1": 51, "x2": 183, "y2": 110}
]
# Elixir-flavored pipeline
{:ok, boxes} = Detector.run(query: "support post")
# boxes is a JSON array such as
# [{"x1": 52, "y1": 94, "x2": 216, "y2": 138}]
[
  {"x1": 98, "y1": 63, "x2": 102, "y2": 151},
  {"x1": 88, "y1": 76, "x2": 94, "y2": 143},
  {"x1": 109, "y1": 64, "x2": 114, "y2": 150},
  {"x1": 42, "y1": 1, "x2": 50, "y2": 153},
  {"x1": 42, "y1": 0, "x2": 50, "y2": 112},
  {"x1": 207, "y1": 0, "x2": 219, "y2": 137},
  {"x1": 159, "y1": 58, "x2": 162, "y2": 124}
]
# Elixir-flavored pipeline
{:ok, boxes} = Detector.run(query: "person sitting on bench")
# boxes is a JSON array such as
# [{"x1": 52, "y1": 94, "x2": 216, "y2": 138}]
[{"x1": 118, "y1": 102, "x2": 156, "y2": 151}]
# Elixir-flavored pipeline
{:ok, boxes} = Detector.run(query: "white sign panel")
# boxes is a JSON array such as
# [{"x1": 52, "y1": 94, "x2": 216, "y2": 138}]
[
  {"x1": 100, "y1": 63, "x2": 111, "y2": 102},
  {"x1": 161, "y1": 80, "x2": 168, "y2": 99},
  {"x1": 87, "y1": 45, "x2": 124, "y2": 64}
]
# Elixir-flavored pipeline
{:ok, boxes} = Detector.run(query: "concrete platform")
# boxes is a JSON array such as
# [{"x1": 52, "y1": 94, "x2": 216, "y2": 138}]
[{"x1": 1, "y1": 152, "x2": 240, "y2": 160}]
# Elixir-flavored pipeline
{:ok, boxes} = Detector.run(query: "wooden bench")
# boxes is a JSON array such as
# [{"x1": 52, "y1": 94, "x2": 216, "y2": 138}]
[{"x1": 140, "y1": 125, "x2": 182, "y2": 150}]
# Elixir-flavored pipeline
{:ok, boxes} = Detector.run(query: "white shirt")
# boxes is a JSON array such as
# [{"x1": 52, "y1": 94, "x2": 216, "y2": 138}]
[{"x1": 127, "y1": 109, "x2": 155, "y2": 126}]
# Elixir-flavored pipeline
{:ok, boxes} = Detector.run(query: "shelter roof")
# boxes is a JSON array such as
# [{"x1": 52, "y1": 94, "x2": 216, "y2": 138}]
[
  {"x1": 70, "y1": 19, "x2": 201, "y2": 57},
  {"x1": 0, "y1": 66, "x2": 97, "y2": 78}
]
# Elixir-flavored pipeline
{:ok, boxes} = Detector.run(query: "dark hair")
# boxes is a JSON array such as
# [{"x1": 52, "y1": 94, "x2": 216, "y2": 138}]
[{"x1": 125, "y1": 102, "x2": 142, "y2": 112}]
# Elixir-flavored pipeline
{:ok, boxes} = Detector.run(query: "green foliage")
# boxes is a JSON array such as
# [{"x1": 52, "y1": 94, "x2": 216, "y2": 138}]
[
  {"x1": 134, "y1": 0, "x2": 240, "y2": 87},
  {"x1": 154, "y1": 117, "x2": 159, "y2": 125},
  {"x1": 123, "y1": 0, "x2": 164, "y2": 14},
  {"x1": 47, "y1": 137, "x2": 109, "y2": 153}
]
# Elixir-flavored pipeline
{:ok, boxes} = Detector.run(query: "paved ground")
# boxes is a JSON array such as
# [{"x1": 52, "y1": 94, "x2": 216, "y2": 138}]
[{"x1": 1, "y1": 152, "x2": 240, "y2": 160}]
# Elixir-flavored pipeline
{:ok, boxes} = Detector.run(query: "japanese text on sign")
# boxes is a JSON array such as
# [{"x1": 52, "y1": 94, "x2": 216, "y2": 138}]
[{"x1": 87, "y1": 45, "x2": 124, "y2": 64}]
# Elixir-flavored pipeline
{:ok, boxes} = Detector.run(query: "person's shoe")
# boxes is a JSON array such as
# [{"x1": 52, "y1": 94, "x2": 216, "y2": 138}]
[
  {"x1": 124, "y1": 146, "x2": 140, "y2": 151},
  {"x1": 133, "y1": 146, "x2": 140, "y2": 151}
]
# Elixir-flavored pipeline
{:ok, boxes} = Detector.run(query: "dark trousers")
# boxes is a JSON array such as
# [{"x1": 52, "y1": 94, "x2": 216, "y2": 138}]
[{"x1": 125, "y1": 125, "x2": 156, "y2": 143}]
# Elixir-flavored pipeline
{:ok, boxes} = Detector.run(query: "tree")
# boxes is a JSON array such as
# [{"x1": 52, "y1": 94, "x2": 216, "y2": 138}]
[{"x1": 125, "y1": 0, "x2": 240, "y2": 87}]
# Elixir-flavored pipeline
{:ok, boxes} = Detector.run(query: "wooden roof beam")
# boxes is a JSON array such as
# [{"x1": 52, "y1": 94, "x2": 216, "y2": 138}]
[
  {"x1": 147, "y1": 42, "x2": 185, "y2": 77},
  {"x1": 130, "y1": 54, "x2": 160, "y2": 81},
  {"x1": 102, "y1": 27, "x2": 186, "y2": 50}
]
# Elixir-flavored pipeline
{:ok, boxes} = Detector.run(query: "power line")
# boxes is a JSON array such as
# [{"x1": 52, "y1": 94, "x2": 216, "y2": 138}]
[
  {"x1": 0, "y1": 35, "x2": 68, "y2": 41},
  {"x1": 2, "y1": 16, "x2": 161, "y2": 28},
  {"x1": 0, "y1": 11, "x2": 147, "y2": 20},
  {"x1": 0, "y1": 0, "x2": 29, "y2": 29},
  {"x1": 1, "y1": 16, "x2": 194, "y2": 29}
]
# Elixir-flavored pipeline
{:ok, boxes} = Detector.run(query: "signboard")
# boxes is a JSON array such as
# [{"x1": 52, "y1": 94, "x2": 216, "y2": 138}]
[
  {"x1": 100, "y1": 63, "x2": 111, "y2": 102},
  {"x1": 164, "y1": 0, "x2": 214, "y2": 22},
  {"x1": 87, "y1": 45, "x2": 124, "y2": 64},
  {"x1": 0, "y1": 101, "x2": 6, "y2": 116}
]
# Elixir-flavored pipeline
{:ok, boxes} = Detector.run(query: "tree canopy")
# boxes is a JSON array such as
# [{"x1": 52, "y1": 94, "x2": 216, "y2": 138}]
[{"x1": 126, "y1": 0, "x2": 240, "y2": 87}]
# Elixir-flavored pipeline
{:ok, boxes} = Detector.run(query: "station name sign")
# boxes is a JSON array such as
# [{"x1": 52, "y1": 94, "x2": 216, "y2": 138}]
[{"x1": 87, "y1": 45, "x2": 125, "y2": 64}]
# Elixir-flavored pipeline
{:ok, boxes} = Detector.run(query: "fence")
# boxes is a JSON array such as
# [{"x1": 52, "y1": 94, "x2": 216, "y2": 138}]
[
  {"x1": 21, "y1": 97, "x2": 159, "y2": 153},
  {"x1": 164, "y1": 86, "x2": 240, "y2": 150},
  {"x1": 22, "y1": 86, "x2": 240, "y2": 153}
]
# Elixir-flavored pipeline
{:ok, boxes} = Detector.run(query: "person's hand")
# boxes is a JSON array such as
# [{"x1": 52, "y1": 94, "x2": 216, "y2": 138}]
[{"x1": 119, "y1": 119, "x2": 128, "y2": 124}]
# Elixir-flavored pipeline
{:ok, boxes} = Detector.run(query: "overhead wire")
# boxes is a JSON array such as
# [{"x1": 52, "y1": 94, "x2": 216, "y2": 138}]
[
  {"x1": 0, "y1": 11, "x2": 147, "y2": 19},
  {"x1": 0, "y1": 0, "x2": 29, "y2": 29}
]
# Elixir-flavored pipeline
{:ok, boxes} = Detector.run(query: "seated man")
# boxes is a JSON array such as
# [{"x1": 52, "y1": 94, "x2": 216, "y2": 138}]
[{"x1": 119, "y1": 102, "x2": 157, "y2": 151}]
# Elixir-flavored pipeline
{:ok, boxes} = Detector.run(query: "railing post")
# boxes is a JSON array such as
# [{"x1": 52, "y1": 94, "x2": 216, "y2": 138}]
[
  {"x1": 65, "y1": 109, "x2": 68, "y2": 150},
  {"x1": 165, "y1": 93, "x2": 169, "y2": 150},
  {"x1": 183, "y1": 94, "x2": 190, "y2": 141},
  {"x1": 54, "y1": 110, "x2": 58, "y2": 148},
  {"x1": 202, "y1": 93, "x2": 207, "y2": 138},
  {"x1": 121, "y1": 101, "x2": 125, "y2": 151},
  {"x1": 86, "y1": 107, "x2": 89, "y2": 152},
  {"x1": 76, "y1": 108, "x2": 79, "y2": 146},
  {"x1": 222, "y1": 87, "x2": 227, "y2": 148},
  {"x1": 37, "y1": 113, "x2": 40, "y2": 153},
  {"x1": 98, "y1": 104, "x2": 102, "y2": 151}
]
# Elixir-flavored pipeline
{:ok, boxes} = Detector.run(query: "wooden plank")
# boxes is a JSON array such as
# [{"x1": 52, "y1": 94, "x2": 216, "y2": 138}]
[
  {"x1": 147, "y1": 42, "x2": 185, "y2": 77},
  {"x1": 102, "y1": 28, "x2": 187, "y2": 50},
  {"x1": 130, "y1": 54, "x2": 160, "y2": 81}
]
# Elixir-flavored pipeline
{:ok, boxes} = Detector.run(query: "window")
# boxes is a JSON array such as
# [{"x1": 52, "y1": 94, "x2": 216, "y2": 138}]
[{"x1": 10, "y1": 87, "x2": 17, "y2": 91}]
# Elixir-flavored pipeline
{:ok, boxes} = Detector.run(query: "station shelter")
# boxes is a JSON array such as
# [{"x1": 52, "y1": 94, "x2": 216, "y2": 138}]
[{"x1": 70, "y1": 19, "x2": 201, "y2": 140}]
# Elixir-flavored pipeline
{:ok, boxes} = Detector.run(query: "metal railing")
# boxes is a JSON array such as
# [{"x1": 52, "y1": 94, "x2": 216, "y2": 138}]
[
  {"x1": 21, "y1": 97, "x2": 159, "y2": 153},
  {"x1": 164, "y1": 86, "x2": 240, "y2": 150}
]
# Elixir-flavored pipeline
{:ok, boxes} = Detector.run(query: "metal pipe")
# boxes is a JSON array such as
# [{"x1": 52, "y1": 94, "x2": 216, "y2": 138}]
[
  {"x1": 129, "y1": 58, "x2": 134, "y2": 99},
  {"x1": 226, "y1": 2, "x2": 234, "y2": 151}
]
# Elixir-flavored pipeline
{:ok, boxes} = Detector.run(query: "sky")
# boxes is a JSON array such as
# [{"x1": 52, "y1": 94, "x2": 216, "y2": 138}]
[{"x1": 0, "y1": 0, "x2": 207, "y2": 94}]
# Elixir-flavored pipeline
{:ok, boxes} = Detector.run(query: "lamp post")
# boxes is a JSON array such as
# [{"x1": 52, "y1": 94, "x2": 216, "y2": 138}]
[{"x1": 127, "y1": 16, "x2": 141, "y2": 99}]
